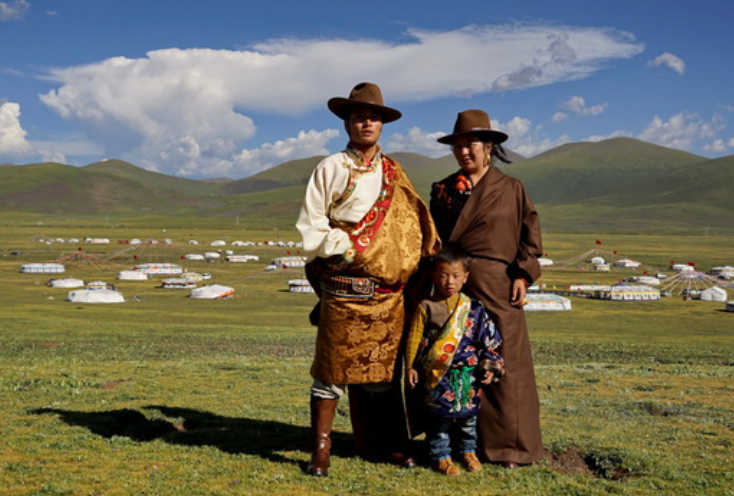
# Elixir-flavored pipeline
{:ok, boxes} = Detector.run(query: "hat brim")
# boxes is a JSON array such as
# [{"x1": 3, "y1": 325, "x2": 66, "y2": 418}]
[
  {"x1": 437, "y1": 129, "x2": 508, "y2": 145},
  {"x1": 327, "y1": 98, "x2": 402, "y2": 123}
]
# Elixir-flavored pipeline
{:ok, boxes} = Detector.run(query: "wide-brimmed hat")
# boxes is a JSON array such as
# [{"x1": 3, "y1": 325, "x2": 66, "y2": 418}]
[
  {"x1": 437, "y1": 109, "x2": 508, "y2": 145},
  {"x1": 327, "y1": 82, "x2": 402, "y2": 123}
]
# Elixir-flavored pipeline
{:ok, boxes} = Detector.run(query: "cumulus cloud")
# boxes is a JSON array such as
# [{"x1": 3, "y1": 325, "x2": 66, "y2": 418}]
[
  {"x1": 496, "y1": 116, "x2": 571, "y2": 157},
  {"x1": 553, "y1": 96, "x2": 608, "y2": 121},
  {"x1": 0, "y1": 0, "x2": 29, "y2": 20},
  {"x1": 0, "y1": 101, "x2": 33, "y2": 159},
  {"x1": 222, "y1": 128, "x2": 339, "y2": 178},
  {"x1": 648, "y1": 52, "x2": 686, "y2": 75},
  {"x1": 637, "y1": 112, "x2": 723, "y2": 151},
  {"x1": 385, "y1": 127, "x2": 448, "y2": 158},
  {"x1": 38, "y1": 23, "x2": 644, "y2": 177}
]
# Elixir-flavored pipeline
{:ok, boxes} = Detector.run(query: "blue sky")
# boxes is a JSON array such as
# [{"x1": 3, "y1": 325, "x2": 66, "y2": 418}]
[{"x1": 1, "y1": 0, "x2": 732, "y2": 178}]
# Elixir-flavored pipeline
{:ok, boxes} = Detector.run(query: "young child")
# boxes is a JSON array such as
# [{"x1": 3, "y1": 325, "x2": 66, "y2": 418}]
[{"x1": 406, "y1": 246, "x2": 505, "y2": 476}]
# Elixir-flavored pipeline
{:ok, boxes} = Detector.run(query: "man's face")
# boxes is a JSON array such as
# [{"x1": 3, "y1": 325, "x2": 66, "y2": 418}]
[{"x1": 345, "y1": 107, "x2": 383, "y2": 150}]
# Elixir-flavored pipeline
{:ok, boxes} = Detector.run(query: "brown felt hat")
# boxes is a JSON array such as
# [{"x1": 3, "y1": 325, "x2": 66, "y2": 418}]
[
  {"x1": 327, "y1": 82, "x2": 402, "y2": 123},
  {"x1": 437, "y1": 109, "x2": 508, "y2": 145}
]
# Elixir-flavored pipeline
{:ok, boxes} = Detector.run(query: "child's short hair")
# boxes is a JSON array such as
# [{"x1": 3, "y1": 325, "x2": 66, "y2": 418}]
[{"x1": 430, "y1": 245, "x2": 470, "y2": 272}]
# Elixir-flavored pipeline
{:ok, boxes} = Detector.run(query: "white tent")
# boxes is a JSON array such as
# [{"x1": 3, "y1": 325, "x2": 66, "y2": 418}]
[
  {"x1": 614, "y1": 258, "x2": 642, "y2": 269},
  {"x1": 631, "y1": 276, "x2": 661, "y2": 286},
  {"x1": 133, "y1": 263, "x2": 183, "y2": 275},
  {"x1": 710, "y1": 266, "x2": 734, "y2": 279},
  {"x1": 67, "y1": 289, "x2": 125, "y2": 303},
  {"x1": 288, "y1": 279, "x2": 315, "y2": 293},
  {"x1": 272, "y1": 256, "x2": 306, "y2": 268},
  {"x1": 118, "y1": 270, "x2": 148, "y2": 281},
  {"x1": 47, "y1": 278, "x2": 84, "y2": 288},
  {"x1": 524, "y1": 293, "x2": 572, "y2": 311},
  {"x1": 596, "y1": 283, "x2": 661, "y2": 301},
  {"x1": 699, "y1": 286, "x2": 728, "y2": 302},
  {"x1": 21, "y1": 263, "x2": 65, "y2": 274},
  {"x1": 190, "y1": 284, "x2": 234, "y2": 299},
  {"x1": 226, "y1": 254, "x2": 259, "y2": 262},
  {"x1": 538, "y1": 257, "x2": 554, "y2": 267},
  {"x1": 162, "y1": 278, "x2": 197, "y2": 289}
]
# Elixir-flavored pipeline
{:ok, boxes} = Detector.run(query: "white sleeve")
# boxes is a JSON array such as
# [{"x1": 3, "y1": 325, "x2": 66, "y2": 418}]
[{"x1": 296, "y1": 159, "x2": 352, "y2": 261}]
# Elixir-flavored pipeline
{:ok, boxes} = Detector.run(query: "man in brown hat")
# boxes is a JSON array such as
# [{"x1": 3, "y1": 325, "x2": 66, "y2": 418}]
[{"x1": 296, "y1": 82, "x2": 439, "y2": 476}]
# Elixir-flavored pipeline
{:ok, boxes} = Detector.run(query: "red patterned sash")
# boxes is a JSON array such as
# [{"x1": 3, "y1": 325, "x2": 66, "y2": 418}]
[{"x1": 339, "y1": 155, "x2": 397, "y2": 265}]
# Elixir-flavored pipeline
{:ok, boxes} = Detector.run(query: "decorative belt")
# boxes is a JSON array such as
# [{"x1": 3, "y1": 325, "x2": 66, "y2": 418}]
[{"x1": 321, "y1": 274, "x2": 404, "y2": 299}]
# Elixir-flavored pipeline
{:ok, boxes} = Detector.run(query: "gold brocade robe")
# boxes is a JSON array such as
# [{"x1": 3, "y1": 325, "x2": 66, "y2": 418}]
[{"x1": 309, "y1": 159, "x2": 439, "y2": 385}]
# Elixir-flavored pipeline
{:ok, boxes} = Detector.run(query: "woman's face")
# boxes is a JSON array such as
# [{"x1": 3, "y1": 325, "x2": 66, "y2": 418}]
[{"x1": 451, "y1": 135, "x2": 491, "y2": 177}]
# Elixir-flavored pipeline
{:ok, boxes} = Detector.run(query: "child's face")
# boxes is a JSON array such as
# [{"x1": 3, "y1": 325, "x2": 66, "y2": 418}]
[{"x1": 432, "y1": 260, "x2": 469, "y2": 298}]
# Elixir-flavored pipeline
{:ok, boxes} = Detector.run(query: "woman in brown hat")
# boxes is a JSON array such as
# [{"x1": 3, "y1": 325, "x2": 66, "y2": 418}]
[
  {"x1": 429, "y1": 109, "x2": 543, "y2": 468},
  {"x1": 297, "y1": 82, "x2": 439, "y2": 476}
]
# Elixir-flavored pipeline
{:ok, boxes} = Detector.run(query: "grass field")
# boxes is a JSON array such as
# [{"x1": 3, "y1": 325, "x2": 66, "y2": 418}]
[{"x1": 1, "y1": 218, "x2": 733, "y2": 495}]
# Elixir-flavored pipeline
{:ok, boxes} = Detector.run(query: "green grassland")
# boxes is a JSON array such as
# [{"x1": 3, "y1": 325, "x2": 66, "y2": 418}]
[{"x1": 1, "y1": 220, "x2": 733, "y2": 495}]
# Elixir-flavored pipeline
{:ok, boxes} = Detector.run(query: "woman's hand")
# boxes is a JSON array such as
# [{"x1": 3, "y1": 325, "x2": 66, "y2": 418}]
[{"x1": 510, "y1": 278, "x2": 528, "y2": 307}]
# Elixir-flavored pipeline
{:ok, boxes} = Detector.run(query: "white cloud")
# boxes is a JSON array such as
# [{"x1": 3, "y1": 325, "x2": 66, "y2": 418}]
[
  {"x1": 38, "y1": 23, "x2": 644, "y2": 177},
  {"x1": 222, "y1": 128, "x2": 339, "y2": 178},
  {"x1": 497, "y1": 116, "x2": 571, "y2": 157},
  {"x1": 0, "y1": 0, "x2": 29, "y2": 20},
  {"x1": 559, "y1": 95, "x2": 608, "y2": 116},
  {"x1": 385, "y1": 127, "x2": 447, "y2": 157},
  {"x1": 0, "y1": 101, "x2": 33, "y2": 159},
  {"x1": 637, "y1": 112, "x2": 723, "y2": 151},
  {"x1": 648, "y1": 52, "x2": 686, "y2": 75}
]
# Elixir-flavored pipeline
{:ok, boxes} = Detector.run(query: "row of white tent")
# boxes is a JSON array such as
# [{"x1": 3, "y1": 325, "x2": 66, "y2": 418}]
[{"x1": 64, "y1": 284, "x2": 236, "y2": 303}]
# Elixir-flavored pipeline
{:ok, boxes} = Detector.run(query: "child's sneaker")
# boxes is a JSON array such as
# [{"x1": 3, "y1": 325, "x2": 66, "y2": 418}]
[
  {"x1": 461, "y1": 451, "x2": 482, "y2": 472},
  {"x1": 432, "y1": 457, "x2": 461, "y2": 476}
]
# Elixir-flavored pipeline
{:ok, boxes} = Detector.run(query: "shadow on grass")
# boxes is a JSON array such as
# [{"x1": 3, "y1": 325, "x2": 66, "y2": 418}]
[{"x1": 30, "y1": 405, "x2": 353, "y2": 470}]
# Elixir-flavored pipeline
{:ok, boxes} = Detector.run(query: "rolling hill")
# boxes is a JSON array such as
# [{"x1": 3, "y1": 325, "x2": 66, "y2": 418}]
[{"x1": 1, "y1": 138, "x2": 732, "y2": 233}]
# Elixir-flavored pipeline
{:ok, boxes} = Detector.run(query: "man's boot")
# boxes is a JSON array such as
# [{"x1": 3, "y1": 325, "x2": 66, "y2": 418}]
[
  {"x1": 307, "y1": 397, "x2": 337, "y2": 477},
  {"x1": 348, "y1": 385, "x2": 376, "y2": 461}
]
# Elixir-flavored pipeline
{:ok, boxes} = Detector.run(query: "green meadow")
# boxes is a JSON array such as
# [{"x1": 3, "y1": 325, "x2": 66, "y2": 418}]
[{"x1": 1, "y1": 216, "x2": 733, "y2": 495}]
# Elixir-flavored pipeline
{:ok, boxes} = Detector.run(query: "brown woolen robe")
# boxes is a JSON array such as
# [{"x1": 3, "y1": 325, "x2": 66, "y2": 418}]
[{"x1": 431, "y1": 165, "x2": 543, "y2": 464}]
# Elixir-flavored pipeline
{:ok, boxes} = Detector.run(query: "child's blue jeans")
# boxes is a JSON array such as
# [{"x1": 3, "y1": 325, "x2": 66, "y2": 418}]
[{"x1": 426, "y1": 414, "x2": 478, "y2": 462}]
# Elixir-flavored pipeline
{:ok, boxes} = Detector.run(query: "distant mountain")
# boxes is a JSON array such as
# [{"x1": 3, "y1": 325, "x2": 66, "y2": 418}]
[
  {"x1": 1, "y1": 138, "x2": 731, "y2": 233},
  {"x1": 0, "y1": 160, "x2": 224, "y2": 214}
]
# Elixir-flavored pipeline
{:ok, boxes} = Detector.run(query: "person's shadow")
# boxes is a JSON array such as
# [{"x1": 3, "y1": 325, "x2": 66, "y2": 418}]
[{"x1": 30, "y1": 405, "x2": 352, "y2": 470}]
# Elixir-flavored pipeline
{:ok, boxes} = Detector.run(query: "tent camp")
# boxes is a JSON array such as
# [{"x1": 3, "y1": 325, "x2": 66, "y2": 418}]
[
  {"x1": 21, "y1": 263, "x2": 65, "y2": 274},
  {"x1": 538, "y1": 257, "x2": 554, "y2": 267},
  {"x1": 47, "y1": 278, "x2": 84, "y2": 288},
  {"x1": 660, "y1": 270, "x2": 724, "y2": 297},
  {"x1": 524, "y1": 293, "x2": 572, "y2": 311},
  {"x1": 699, "y1": 286, "x2": 728, "y2": 302},
  {"x1": 67, "y1": 289, "x2": 125, "y2": 303},
  {"x1": 288, "y1": 279, "x2": 315, "y2": 293},
  {"x1": 190, "y1": 284, "x2": 234, "y2": 299}
]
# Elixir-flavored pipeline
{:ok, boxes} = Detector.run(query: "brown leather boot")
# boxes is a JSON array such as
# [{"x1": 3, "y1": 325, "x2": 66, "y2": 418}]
[{"x1": 306, "y1": 397, "x2": 337, "y2": 477}]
